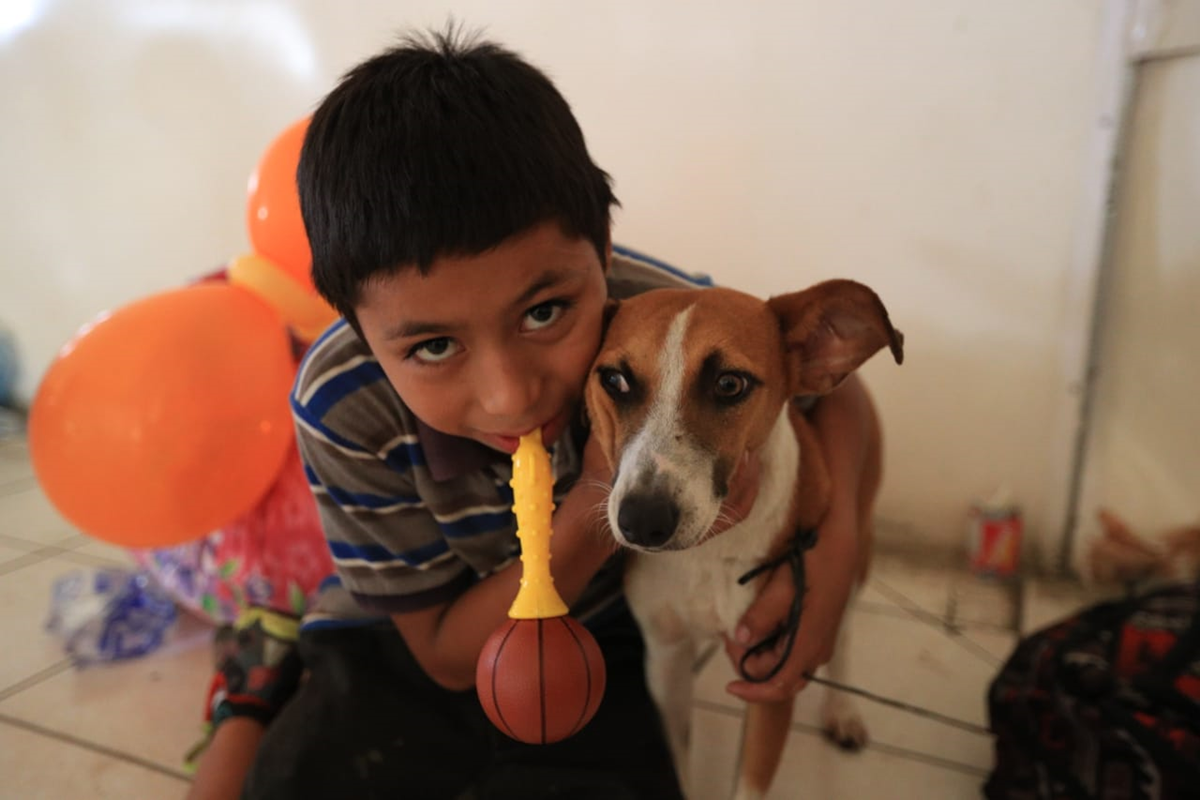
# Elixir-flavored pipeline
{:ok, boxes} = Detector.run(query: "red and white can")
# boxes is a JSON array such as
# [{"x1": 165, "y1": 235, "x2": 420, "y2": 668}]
[{"x1": 967, "y1": 491, "x2": 1023, "y2": 577}]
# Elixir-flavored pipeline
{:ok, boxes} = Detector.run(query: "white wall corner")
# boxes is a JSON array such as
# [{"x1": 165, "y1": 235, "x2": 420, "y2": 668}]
[
  {"x1": 1129, "y1": 0, "x2": 1200, "y2": 59},
  {"x1": 1040, "y1": 0, "x2": 1140, "y2": 575},
  {"x1": 1129, "y1": 0, "x2": 1165, "y2": 58}
]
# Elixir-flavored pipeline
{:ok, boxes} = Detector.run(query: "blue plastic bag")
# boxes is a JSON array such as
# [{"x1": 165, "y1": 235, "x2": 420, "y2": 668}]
[
  {"x1": 0, "y1": 323, "x2": 17, "y2": 407},
  {"x1": 46, "y1": 567, "x2": 178, "y2": 665}
]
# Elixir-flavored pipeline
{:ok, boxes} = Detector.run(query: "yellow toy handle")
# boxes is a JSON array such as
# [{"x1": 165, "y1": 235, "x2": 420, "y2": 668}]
[{"x1": 507, "y1": 430, "x2": 569, "y2": 619}]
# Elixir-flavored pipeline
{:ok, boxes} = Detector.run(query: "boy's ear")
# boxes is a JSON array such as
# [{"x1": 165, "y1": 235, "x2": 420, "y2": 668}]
[
  {"x1": 603, "y1": 232, "x2": 613, "y2": 273},
  {"x1": 767, "y1": 280, "x2": 904, "y2": 397}
]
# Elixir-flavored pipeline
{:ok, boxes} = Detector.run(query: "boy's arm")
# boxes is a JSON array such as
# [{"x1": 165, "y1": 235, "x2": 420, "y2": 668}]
[
  {"x1": 186, "y1": 719, "x2": 265, "y2": 800},
  {"x1": 301, "y1": 424, "x2": 616, "y2": 692},
  {"x1": 391, "y1": 467, "x2": 616, "y2": 691},
  {"x1": 723, "y1": 374, "x2": 870, "y2": 702}
]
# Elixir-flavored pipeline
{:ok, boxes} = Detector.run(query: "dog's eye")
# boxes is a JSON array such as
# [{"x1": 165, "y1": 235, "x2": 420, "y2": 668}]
[
  {"x1": 714, "y1": 372, "x2": 750, "y2": 401},
  {"x1": 599, "y1": 367, "x2": 632, "y2": 397}
]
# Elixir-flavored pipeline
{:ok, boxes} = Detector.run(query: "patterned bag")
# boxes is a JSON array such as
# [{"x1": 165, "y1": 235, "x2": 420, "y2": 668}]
[
  {"x1": 985, "y1": 582, "x2": 1200, "y2": 799},
  {"x1": 134, "y1": 445, "x2": 334, "y2": 623}
]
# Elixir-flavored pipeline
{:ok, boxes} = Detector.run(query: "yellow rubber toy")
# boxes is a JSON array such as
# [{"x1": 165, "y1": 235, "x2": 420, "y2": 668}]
[{"x1": 507, "y1": 430, "x2": 569, "y2": 619}]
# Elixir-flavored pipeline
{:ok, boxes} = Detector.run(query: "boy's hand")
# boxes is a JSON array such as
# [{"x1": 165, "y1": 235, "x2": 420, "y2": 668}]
[
  {"x1": 723, "y1": 510, "x2": 857, "y2": 701},
  {"x1": 207, "y1": 607, "x2": 304, "y2": 728}
]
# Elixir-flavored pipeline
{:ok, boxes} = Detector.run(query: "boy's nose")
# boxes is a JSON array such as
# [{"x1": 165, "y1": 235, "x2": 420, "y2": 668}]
[{"x1": 477, "y1": 353, "x2": 541, "y2": 420}]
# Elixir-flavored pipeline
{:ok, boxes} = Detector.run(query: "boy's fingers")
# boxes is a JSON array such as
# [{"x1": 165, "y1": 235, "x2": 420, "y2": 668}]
[
  {"x1": 725, "y1": 674, "x2": 809, "y2": 703},
  {"x1": 725, "y1": 570, "x2": 846, "y2": 703},
  {"x1": 732, "y1": 563, "x2": 794, "y2": 646},
  {"x1": 725, "y1": 610, "x2": 835, "y2": 702},
  {"x1": 723, "y1": 572, "x2": 812, "y2": 704},
  {"x1": 725, "y1": 637, "x2": 815, "y2": 702},
  {"x1": 722, "y1": 632, "x2": 784, "y2": 674}
]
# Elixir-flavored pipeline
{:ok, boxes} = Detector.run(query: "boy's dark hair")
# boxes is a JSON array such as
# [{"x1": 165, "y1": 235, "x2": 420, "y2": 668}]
[{"x1": 298, "y1": 27, "x2": 618, "y2": 324}]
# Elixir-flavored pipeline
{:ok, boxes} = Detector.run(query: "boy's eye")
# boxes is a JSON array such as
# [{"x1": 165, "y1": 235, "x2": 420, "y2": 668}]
[
  {"x1": 410, "y1": 337, "x2": 460, "y2": 363},
  {"x1": 522, "y1": 300, "x2": 567, "y2": 331}
]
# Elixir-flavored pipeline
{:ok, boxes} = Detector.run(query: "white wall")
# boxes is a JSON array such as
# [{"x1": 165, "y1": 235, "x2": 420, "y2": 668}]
[
  {"x1": 0, "y1": 0, "x2": 1107, "y2": 560},
  {"x1": 1073, "y1": 16, "x2": 1200, "y2": 561}
]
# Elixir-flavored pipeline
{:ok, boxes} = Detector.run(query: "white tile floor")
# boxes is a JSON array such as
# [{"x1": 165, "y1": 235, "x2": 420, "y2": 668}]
[{"x1": 0, "y1": 425, "x2": 1102, "y2": 799}]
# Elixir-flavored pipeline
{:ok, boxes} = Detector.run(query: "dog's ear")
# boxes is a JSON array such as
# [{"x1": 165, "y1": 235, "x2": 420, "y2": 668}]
[
  {"x1": 767, "y1": 280, "x2": 904, "y2": 397},
  {"x1": 582, "y1": 299, "x2": 622, "y2": 471},
  {"x1": 584, "y1": 299, "x2": 622, "y2": 429},
  {"x1": 602, "y1": 298, "x2": 621, "y2": 333}
]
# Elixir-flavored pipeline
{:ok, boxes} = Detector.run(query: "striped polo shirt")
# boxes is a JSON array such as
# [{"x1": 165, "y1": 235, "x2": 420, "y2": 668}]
[{"x1": 291, "y1": 246, "x2": 712, "y2": 619}]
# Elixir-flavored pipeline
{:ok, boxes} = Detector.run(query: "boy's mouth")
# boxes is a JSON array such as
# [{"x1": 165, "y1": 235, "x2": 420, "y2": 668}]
[
  {"x1": 490, "y1": 435, "x2": 522, "y2": 454},
  {"x1": 487, "y1": 410, "x2": 570, "y2": 455}
]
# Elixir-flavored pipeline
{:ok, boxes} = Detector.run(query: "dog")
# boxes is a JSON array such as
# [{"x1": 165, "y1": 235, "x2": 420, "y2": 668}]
[
  {"x1": 1087, "y1": 508, "x2": 1200, "y2": 587},
  {"x1": 584, "y1": 280, "x2": 903, "y2": 799}
]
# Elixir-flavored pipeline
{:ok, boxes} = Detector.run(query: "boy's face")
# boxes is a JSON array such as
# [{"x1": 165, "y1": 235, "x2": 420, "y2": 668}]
[{"x1": 355, "y1": 221, "x2": 609, "y2": 454}]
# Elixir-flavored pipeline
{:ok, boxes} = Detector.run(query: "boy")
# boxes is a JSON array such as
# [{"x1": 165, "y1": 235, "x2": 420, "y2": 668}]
[{"x1": 190, "y1": 27, "x2": 873, "y2": 799}]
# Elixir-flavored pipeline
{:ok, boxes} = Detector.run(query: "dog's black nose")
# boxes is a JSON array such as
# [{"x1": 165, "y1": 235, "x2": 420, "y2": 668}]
[{"x1": 617, "y1": 493, "x2": 680, "y2": 549}]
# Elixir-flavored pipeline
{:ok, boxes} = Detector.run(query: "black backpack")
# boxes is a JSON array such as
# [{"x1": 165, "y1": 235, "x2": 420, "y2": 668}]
[{"x1": 985, "y1": 581, "x2": 1200, "y2": 799}]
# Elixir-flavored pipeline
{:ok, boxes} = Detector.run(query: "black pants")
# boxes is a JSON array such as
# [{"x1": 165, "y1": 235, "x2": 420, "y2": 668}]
[{"x1": 243, "y1": 604, "x2": 683, "y2": 799}]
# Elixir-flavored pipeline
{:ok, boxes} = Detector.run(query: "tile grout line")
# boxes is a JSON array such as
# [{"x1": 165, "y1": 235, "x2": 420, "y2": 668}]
[
  {"x1": 854, "y1": 599, "x2": 1013, "y2": 634},
  {"x1": 870, "y1": 578, "x2": 1006, "y2": 667},
  {"x1": 0, "y1": 533, "x2": 131, "y2": 577},
  {"x1": 0, "y1": 549, "x2": 60, "y2": 578},
  {"x1": 946, "y1": 629, "x2": 1006, "y2": 668},
  {"x1": 0, "y1": 532, "x2": 81, "y2": 552},
  {"x1": 0, "y1": 476, "x2": 38, "y2": 497},
  {"x1": 693, "y1": 699, "x2": 989, "y2": 779},
  {"x1": 0, "y1": 541, "x2": 115, "y2": 578},
  {"x1": 868, "y1": 579, "x2": 966, "y2": 633},
  {"x1": 0, "y1": 659, "x2": 75, "y2": 703},
  {"x1": 0, "y1": 712, "x2": 192, "y2": 784},
  {"x1": 0, "y1": 532, "x2": 46, "y2": 551}
]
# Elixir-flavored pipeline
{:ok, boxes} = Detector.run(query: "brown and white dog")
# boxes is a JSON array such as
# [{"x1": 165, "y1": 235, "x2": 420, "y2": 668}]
[{"x1": 585, "y1": 281, "x2": 904, "y2": 799}]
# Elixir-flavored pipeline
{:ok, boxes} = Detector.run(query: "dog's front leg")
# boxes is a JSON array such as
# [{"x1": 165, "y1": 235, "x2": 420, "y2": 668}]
[
  {"x1": 644, "y1": 631, "x2": 697, "y2": 792},
  {"x1": 819, "y1": 600, "x2": 868, "y2": 750},
  {"x1": 626, "y1": 554, "x2": 703, "y2": 793}
]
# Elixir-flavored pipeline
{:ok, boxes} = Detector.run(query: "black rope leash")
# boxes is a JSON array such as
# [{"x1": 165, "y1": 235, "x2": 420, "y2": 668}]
[
  {"x1": 734, "y1": 526, "x2": 993, "y2": 737},
  {"x1": 736, "y1": 527, "x2": 818, "y2": 684}
]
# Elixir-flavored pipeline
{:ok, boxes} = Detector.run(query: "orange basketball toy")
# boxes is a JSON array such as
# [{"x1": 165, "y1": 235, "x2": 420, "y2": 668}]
[{"x1": 475, "y1": 431, "x2": 606, "y2": 744}]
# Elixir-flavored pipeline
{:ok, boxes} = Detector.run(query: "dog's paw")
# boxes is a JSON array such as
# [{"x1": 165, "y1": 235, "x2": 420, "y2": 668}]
[
  {"x1": 821, "y1": 700, "x2": 868, "y2": 752},
  {"x1": 731, "y1": 783, "x2": 764, "y2": 800}
]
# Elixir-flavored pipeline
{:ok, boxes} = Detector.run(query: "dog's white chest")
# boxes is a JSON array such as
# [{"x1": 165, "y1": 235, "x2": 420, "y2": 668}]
[{"x1": 625, "y1": 537, "x2": 771, "y2": 640}]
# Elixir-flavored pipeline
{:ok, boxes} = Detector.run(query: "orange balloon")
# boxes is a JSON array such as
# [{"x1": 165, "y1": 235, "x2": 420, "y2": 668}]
[
  {"x1": 227, "y1": 252, "x2": 339, "y2": 342},
  {"x1": 29, "y1": 284, "x2": 296, "y2": 548},
  {"x1": 247, "y1": 117, "x2": 313, "y2": 290}
]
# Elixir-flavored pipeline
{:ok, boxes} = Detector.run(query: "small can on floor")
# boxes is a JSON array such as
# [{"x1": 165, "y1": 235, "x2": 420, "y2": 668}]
[{"x1": 967, "y1": 489, "x2": 1023, "y2": 578}]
